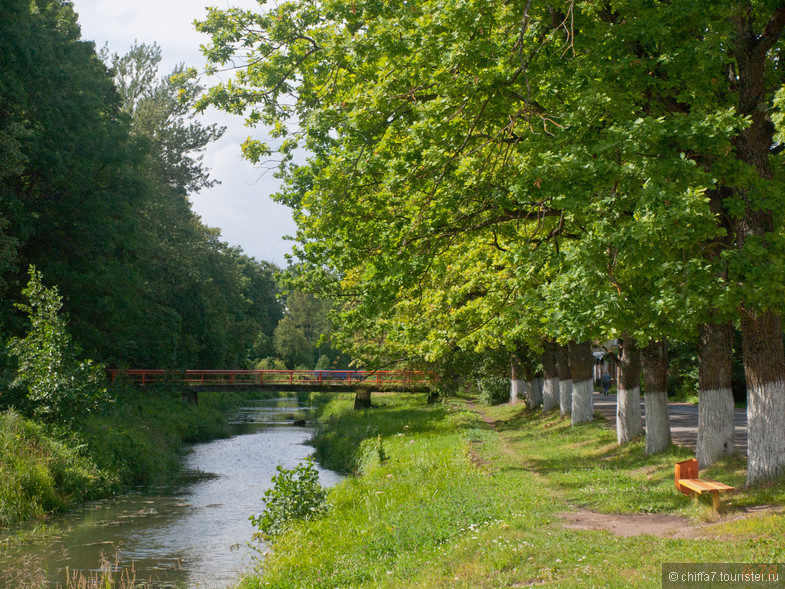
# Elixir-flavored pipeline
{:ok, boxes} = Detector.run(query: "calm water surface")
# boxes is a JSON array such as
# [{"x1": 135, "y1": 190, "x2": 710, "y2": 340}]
[{"x1": 0, "y1": 397, "x2": 343, "y2": 588}]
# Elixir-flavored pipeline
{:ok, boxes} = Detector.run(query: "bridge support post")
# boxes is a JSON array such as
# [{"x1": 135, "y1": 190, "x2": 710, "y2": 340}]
[
  {"x1": 354, "y1": 389, "x2": 372, "y2": 410},
  {"x1": 182, "y1": 389, "x2": 198, "y2": 405}
]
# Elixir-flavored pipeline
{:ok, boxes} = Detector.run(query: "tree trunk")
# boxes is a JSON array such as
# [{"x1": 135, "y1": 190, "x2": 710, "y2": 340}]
[
  {"x1": 642, "y1": 340, "x2": 671, "y2": 455},
  {"x1": 510, "y1": 353, "x2": 523, "y2": 404},
  {"x1": 730, "y1": 9, "x2": 785, "y2": 485},
  {"x1": 523, "y1": 362, "x2": 542, "y2": 409},
  {"x1": 569, "y1": 341, "x2": 594, "y2": 425},
  {"x1": 533, "y1": 376, "x2": 543, "y2": 407},
  {"x1": 617, "y1": 334, "x2": 643, "y2": 444},
  {"x1": 742, "y1": 311, "x2": 785, "y2": 484},
  {"x1": 541, "y1": 340, "x2": 559, "y2": 413},
  {"x1": 354, "y1": 389, "x2": 371, "y2": 410},
  {"x1": 558, "y1": 344, "x2": 572, "y2": 418},
  {"x1": 696, "y1": 323, "x2": 735, "y2": 467},
  {"x1": 526, "y1": 379, "x2": 542, "y2": 408}
]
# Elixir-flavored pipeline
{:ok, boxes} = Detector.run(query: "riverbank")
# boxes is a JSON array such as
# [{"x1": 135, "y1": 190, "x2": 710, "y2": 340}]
[
  {"x1": 0, "y1": 385, "x2": 303, "y2": 535},
  {"x1": 2, "y1": 394, "x2": 340, "y2": 588},
  {"x1": 243, "y1": 393, "x2": 785, "y2": 588}
]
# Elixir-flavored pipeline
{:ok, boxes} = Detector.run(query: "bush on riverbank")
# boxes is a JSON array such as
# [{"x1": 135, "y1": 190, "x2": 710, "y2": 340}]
[{"x1": 82, "y1": 383, "x2": 235, "y2": 486}]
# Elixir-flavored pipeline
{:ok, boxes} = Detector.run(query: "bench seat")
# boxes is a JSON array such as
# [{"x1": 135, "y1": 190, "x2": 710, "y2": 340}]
[{"x1": 675, "y1": 458, "x2": 734, "y2": 511}]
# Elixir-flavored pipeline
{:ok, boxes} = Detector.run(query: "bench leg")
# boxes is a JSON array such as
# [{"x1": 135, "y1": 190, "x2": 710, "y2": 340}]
[{"x1": 712, "y1": 492, "x2": 720, "y2": 512}]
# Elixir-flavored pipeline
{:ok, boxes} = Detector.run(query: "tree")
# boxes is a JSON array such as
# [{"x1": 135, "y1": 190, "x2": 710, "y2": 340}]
[
  {"x1": 0, "y1": 1, "x2": 287, "y2": 379},
  {"x1": 273, "y1": 316, "x2": 312, "y2": 369},
  {"x1": 270, "y1": 287, "x2": 343, "y2": 369},
  {"x1": 6, "y1": 267, "x2": 108, "y2": 426},
  {"x1": 0, "y1": 0, "x2": 146, "y2": 350},
  {"x1": 726, "y1": 6, "x2": 785, "y2": 484},
  {"x1": 101, "y1": 42, "x2": 283, "y2": 370},
  {"x1": 109, "y1": 42, "x2": 224, "y2": 196},
  {"x1": 197, "y1": 1, "x2": 785, "y2": 480}
]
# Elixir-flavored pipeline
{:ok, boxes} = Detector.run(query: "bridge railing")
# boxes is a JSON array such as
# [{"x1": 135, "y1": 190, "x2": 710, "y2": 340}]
[{"x1": 107, "y1": 369, "x2": 434, "y2": 388}]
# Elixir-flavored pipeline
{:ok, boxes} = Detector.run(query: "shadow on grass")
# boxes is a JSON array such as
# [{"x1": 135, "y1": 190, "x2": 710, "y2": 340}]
[{"x1": 310, "y1": 394, "x2": 475, "y2": 473}]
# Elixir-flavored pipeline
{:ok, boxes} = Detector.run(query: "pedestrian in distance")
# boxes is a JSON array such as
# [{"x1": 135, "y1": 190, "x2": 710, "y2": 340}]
[{"x1": 601, "y1": 372, "x2": 611, "y2": 396}]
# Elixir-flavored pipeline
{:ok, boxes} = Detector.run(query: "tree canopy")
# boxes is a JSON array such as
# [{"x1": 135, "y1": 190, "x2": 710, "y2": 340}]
[
  {"x1": 197, "y1": 0, "x2": 785, "y2": 482},
  {"x1": 196, "y1": 0, "x2": 733, "y2": 354}
]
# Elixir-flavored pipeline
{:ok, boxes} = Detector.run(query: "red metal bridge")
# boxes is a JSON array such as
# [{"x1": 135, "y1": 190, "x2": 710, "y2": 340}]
[{"x1": 108, "y1": 369, "x2": 434, "y2": 393}]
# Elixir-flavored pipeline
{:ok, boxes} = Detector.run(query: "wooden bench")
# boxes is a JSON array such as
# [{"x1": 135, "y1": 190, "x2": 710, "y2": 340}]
[{"x1": 675, "y1": 458, "x2": 734, "y2": 511}]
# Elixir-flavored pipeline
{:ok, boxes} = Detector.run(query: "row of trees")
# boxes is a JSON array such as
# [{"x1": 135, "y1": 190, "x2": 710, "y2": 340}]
[
  {"x1": 0, "y1": 0, "x2": 288, "y2": 374},
  {"x1": 196, "y1": 0, "x2": 785, "y2": 484}
]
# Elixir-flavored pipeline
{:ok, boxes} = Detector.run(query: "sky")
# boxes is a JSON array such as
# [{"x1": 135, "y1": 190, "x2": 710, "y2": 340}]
[{"x1": 70, "y1": 0, "x2": 298, "y2": 268}]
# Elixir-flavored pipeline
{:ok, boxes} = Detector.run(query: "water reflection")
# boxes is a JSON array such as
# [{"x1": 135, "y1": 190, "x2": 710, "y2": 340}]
[{"x1": 0, "y1": 397, "x2": 342, "y2": 588}]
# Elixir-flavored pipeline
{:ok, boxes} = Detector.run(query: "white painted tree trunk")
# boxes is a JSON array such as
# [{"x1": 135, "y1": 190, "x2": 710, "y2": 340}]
[
  {"x1": 557, "y1": 344, "x2": 572, "y2": 418},
  {"x1": 526, "y1": 378, "x2": 542, "y2": 408},
  {"x1": 617, "y1": 386, "x2": 643, "y2": 444},
  {"x1": 696, "y1": 388, "x2": 734, "y2": 465},
  {"x1": 510, "y1": 355, "x2": 521, "y2": 404},
  {"x1": 697, "y1": 323, "x2": 734, "y2": 467},
  {"x1": 571, "y1": 379, "x2": 594, "y2": 424},
  {"x1": 525, "y1": 379, "x2": 542, "y2": 408},
  {"x1": 644, "y1": 391, "x2": 671, "y2": 454},
  {"x1": 740, "y1": 312, "x2": 785, "y2": 484},
  {"x1": 617, "y1": 335, "x2": 643, "y2": 444},
  {"x1": 559, "y1": 379, "x2": 572, "y2": 418},
  {"x1": 541, "y1": 340, "x2": 559, "y2": 413},
  {"x1": 747, "y1": 379, "x2": 785, "y2": 483},
  {"x1": 642, "y1": 340, "x2": 671, "y2": 455},
  {"x1": 569, "y1": 342, "x2": 594, "y2": 425},
  {"x1": 510, "y1": 379, "x2": 524, "y2": 403},
  {"x1": 542, "y1": 378, "x2": 559, "y2": 413}
]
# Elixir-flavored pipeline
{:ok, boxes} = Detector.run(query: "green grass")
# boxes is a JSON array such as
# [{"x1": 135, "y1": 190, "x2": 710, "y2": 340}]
[
  {"x1": 0, "y1": 409, "x2": 110, "y2": 526},
  {"x1": 240, "y1": 394, "x2": 785, "y2": 588}
]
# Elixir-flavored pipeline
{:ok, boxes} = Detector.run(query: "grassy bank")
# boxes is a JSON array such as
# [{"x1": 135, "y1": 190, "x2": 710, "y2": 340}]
[
  {"x1": 242, "y1": 394, "x2": 785, "y2": 588},
  {"x1": 0, "y1": 385, "x2": 284, "y2": 532}
]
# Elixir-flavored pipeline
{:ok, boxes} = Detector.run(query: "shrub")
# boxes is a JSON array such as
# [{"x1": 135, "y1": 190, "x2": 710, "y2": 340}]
[
  {"x1": 6, "y1": 267, "x2": 110, "y2": 426},
  {"x1": 249, "y1": 459, "x2": 329, "y2": 540},
  {"x1": 255, "y1": 356, "x2": 287, "y2": 370},
  {"x1": 477, "y1": 376, "x2": 510, "y2": 405}
]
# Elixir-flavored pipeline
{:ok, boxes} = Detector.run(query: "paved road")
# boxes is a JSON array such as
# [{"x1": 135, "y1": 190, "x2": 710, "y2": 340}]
[{"x1": 592, "y1": 392, "x2": 748, "y2": 455}]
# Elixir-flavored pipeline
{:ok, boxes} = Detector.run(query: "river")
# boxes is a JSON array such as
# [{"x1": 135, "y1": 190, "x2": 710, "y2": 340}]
[{"x1": 0, "y1": 397, "x2": 343, "y2": 588}]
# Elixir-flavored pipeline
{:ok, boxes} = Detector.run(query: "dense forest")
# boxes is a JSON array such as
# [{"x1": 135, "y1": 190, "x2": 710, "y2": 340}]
[{"x1": 0, "y1": 0, "x2": 345, "y2": 376}]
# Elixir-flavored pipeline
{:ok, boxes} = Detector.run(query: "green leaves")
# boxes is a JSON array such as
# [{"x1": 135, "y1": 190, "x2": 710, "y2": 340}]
[
  {"x1": 249, "y1": 459, "x2": 330, "y2": 540},
  {"x1": 196, "y1": 0, "x2": 785, "y2": 369},
  {"x1": 6, "y1": 267, "x2": 110, "y2": 426}
]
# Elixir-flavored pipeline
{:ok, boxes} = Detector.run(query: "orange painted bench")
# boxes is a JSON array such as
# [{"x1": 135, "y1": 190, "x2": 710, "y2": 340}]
[{"x1": 675, "y1": 458, "x2": 734, "y2": 511}]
